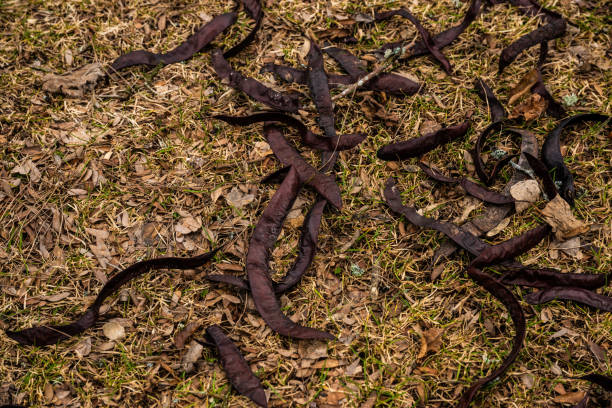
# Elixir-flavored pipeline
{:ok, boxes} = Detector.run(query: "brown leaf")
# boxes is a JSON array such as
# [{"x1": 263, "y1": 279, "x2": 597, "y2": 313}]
[
  {"x1": 225, "y1": 186, "x2": 255, "y2": 208},
  {"x1": 180, "y1": 340, "x2": 204, "y2": 373},
  {"x1": 553, "y1": 391, "x2": 586, "y2": 404},
  {"x1": 102, "y1": 321, "x2": 125, "y2": 340},
  {"x1": 174, "y1": 321, "x2": 201, "y2": 349},
  {"x1": 42, "y1": 63, "x2": 105, "y2": 97},
  {"x1": 508, "y1": 68, "x2": 540, "y2": 105},
  {"x1": 175, "y1": 216, "x2": 202, "y2": 235},
  {"x1": 587, "y1": 340, "x2": 607, "y2": 362},
  {"x1": 541, "y1": 195, "x2": 590, "y2": 240},
  {"x1": 41, "y1": 292, "x2": 71, "y2": 302},
  {"x1": 423, "y1": 328, "x2": 443, "y2": 353},
  {"x1": 509, "y1": 94, "x2": 547, "y2": 121},
  {"x1": 510, "y1": 180, "x2": 541, "y2": 213},
  {"x1": 73, "y1": 337, "x2": 92, "y2": 358}
]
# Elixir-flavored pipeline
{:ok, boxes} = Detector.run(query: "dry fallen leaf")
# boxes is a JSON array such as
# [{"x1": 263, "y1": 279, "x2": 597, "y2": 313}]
[
  {"x1": 423, "y1": 328, "x2": 443, "y2": 354},
  {"x1": 181, "y1": 340, "x2": 204, "y2": 373},
  {"x1": 509, "y1": 93, "x2": 547, "y2": 121},
  {"x1": 174, "y1": 321, "x2": 201, "y2": 349},
  {"x1": 42, "y1": 63, "x2": 105, "y2": 97},
  {"x1": 553, "y1": 391, "x2": 586, "y2": 404},
  {"x1": 102, "y1": 321, "x2": 125, "y2": 341},
  {"x1": 486, "y1": 217, "x2": 511, "y2": 237},
  {"x1": 510, "y1": 179, "x2": 541, "y2": 213},
  {"x1": 176, "y1": 216, "x2": 202, "y2": 235},
  {"x1": 541, "y1": 195, "x2": 590, "y2": 240},
  {"x1": 508, "y1": 68, "x2": 540, "y2": 105},
  {"x1": 551, "y1": 237, "x2": 583, "y2": 260},
  {"x1": 225, "y1": 186, "x2": 255, "y2": 208},
  {"x1": 74, "y1": 337, "x2": 92, "y2": 358}
]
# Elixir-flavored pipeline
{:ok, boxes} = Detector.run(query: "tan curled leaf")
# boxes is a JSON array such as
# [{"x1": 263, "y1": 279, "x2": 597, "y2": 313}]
[
  {"x1": 508, "y1": 68, "x2": 540, "y2": 105},
  {"x1": 176, "y1": 216, "x2": 202, "y2": 235},
  {"x1": 541, "y1": 195, "x2": 590, "y2": 240},
  {"x1": 225, "y1": 186, "x2": 255, "y2": 208},
  {"x1": 486, "y1": 217, "x2": 511, "y2": 237},
  {"x1": 42, "y1": 63, "x2": 105, "y2": 97},
  {"x1": 181, "y1": 340, "x2": 204, "y2": 373},
  {"x1": 174, "y1": 321, "x2": 201, "y2": 349}
]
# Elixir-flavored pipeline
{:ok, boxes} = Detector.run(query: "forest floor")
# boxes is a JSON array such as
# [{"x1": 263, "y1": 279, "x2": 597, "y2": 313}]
[{"x1": 0, "y1": 0, "x2": 610, "y2": 407}]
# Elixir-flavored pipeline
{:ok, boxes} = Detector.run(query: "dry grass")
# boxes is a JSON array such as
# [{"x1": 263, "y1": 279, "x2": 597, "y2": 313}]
[{"x1": 0, "y1": 0, "x2": 610, "y2": 407}]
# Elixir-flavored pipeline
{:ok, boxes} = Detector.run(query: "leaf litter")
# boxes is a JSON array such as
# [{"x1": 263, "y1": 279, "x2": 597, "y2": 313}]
[{"x1": 2, "y1": 0, "x2": 611, "y2": 407}]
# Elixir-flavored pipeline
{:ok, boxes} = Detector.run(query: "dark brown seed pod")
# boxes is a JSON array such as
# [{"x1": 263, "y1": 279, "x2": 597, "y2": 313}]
[
  {"x1": 383, "y1": 178, "x2": 489, "y2": 256},
  {"x1": 377, "y1": 120, "x2": 470, "y2": 161},
  {"x1": 522, "y1": 152, "x2": 558, "y2": 200},
  {"x1": 541, "y1": 113, "x2": 610, "y2": 205},
  {"x1": 110, "y1": 13, "x2": 237, "y2": 71},
  {"x1": 246, "y1": 166, "x2": 334, "y2": 340},
  {"x1": 223, "y1": 0, "x2": 263, "y2": 58},
  {"x1": 264, "y1": 125, "x2": 342, "y2": 209},
  {"x1": 474, "y1": 78, "x2": 505, "y2": 123},
  {"x1": 5, "y1": 249, "x2": 219, "y2": 346},
  {"x1": 458, "y1": 266, "x2": 526, "y2": 408},
  {"x1": 501, "y1": 268, "x2": 608, "y2": 290},
  {"x1": 307, "y1": 41, "x2": 336, "y2": 139},
  {"x1": 525, "y1": 287, "x2": 612, "y2": 312},
  {"x1": 212, "y1": 49, "x2": 300, "y2": 112},
  {"x1": 206, "y1": 325, "x2": 268, "y2": 407},
  {"x1": 214, "y1": 113, "x2": 365, "y2": 152}
]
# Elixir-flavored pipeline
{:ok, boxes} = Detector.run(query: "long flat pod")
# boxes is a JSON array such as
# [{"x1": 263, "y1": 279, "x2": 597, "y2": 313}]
[
  {"x1": 377, "y1": 120, "x2": 470, "y2": 161},
  {"x1": 502, "y1": 268, "x2": 608, "y2": 289},
  {"x1": 474, "y1": 78, "x2": 505, "y2": 123},
  {"x1": 261, "y1": 64, "x2": 421, "y2": 95},
  {"x1": 523, "y1": 152, "x2": 558, "y2": 200},
  {"x1": 525, "y1": 287, "x2": 612, "y2": 312},
  {"x1": 384, "y1": 178, "x2": 488, "y2": 256},
  {"x1": 498, "y1": 16, "x2": 566, "y2": 73},
  {"x1": 458, "y1": 266, "x2": 526, "y2": 408},
  {"x1": 206, "y1": 199, "x2": 327, "y2": 294},
  {"x1": 471, "y1": 122, "x2": 529, "y2": 185},
  {"x1": 372, "y1": 9, "x2": 452, "y2": 74},
  {"x1": 471, "y1": 224, "x2": 550, "y2": 268},
  {"x1": 307, "y1": 41, "x2": 336, "y2": 139},
  {"x1": 212, "y1": 49, "x2": 299, "y2": 113},
  {"x1": 246, "y1": 166, "x2": 333, "y2": 340},
  {"x1": 264, "y1": 125, "x2": 342, "y2": 209},
  {"x1": 541, "y1": 113, "x2": 610, "y2": 205},
  {"x1": 223, "y1": 0, "x2": 263, "y2": 58},
  {"x1": 215, "y1": 113, "x2": 365, "y2": 152},
  {"x1": 432, "y1": 127, "x2": 538, "y2": 264},
  {"x1": 6, "y1": 249, "x2": 218, "y2": 346},
  {"x1": 205, "y1": 325, "x2": 267, "y2": 407},
  {"x1": 375, "y1": 0, "x2": 482, "y2": 59},
  {"x1": 111, "y1": 13, "x2": 237, "y2": 71},
  {"x1": 418, "y1": 162, "x2": 514, "y2": 205}
]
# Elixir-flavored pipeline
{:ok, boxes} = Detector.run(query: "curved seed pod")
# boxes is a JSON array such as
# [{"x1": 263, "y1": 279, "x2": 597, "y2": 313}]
[
  {"x1": 525, "y1": 287, "x2": 612, "y2": 312},
  {"x1": 264, "y1": 125, "x2": 342, "y2": 209},
  {"x1": 432, "y1": 128, "x2": 538, "y2": 264},
  {"x1": 458, "y1": 266, "x2": 526, "y2": 408},
  {"x1": 418, "y1": 163, "x2": 514, "y2": 205},
  {"x1": 471, "y1": 122, "x2": 529, "y2": 185},
  {"x1": 212, "y1": 49, "x2": 299, "y2": 112},
  {"x1": 375, "y1": 0, "x2": 482, "y2": 59},
  {"x1": 223, "y1": 0, "x2": 263, "y2": 58},
  {"x1": 502, "y1": 268, "x2": 608, "y2": 289},
  {"x1": 206, "y1": 325, "x2": 267, "y2": 407},
  {"x1": 474, "y1": 78, "x2": 505, "y2": 123},
  {"x1": 541, "y1": 113, "x2": 610, "y2": 205},
  {"x1": 307, "y1": 41, "x2": 336, "y2": 139},
  {"x1": 523, "y1": 152, "x2": 558, "y2": 200},
  {"x1": 499, "y1": 17, "x2": 566, "y2": 73},
  {"x1": 205, "y1": 200, "x2": 326, "y2": 295},
  {"x1": 110, "y1": 13, "x2": 237, "y2": 71},
  {"x1": 532, "y1": 42, "x2": 565, "y2": 119},
  {"x1": 372, "y1": 9, "x2": 451, "y2": 74},
  {"x1": 384, "y1": 178, "x2": 488, "y2": 256},
  {"x1": 215, "y1": 113, "x2": 366, "y2": 152},
  {"x1": 274, "y1": 198, "x2": 326, "y2": 293},
  {"x1": 247, "y1": 166, "x2": 334, "y2": 340},
  {"x1": 578, "y1": 374, "x2": 612, "y2": 391},
  {"x1": 322, "y1": 45, "x2": 367, "y2": 79},
  {"x1": 261, "y1": 63, "x2": 421, "y2": 95},
  {"x1": 5, "y1": 249, "x2": 219, "y2": 346},
  {"x1": 377, "y1": 120, "x2": 470, "y2": 161},
  {"x1": 471, "y1": 224, "x2": 550, "y2": 268}
]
